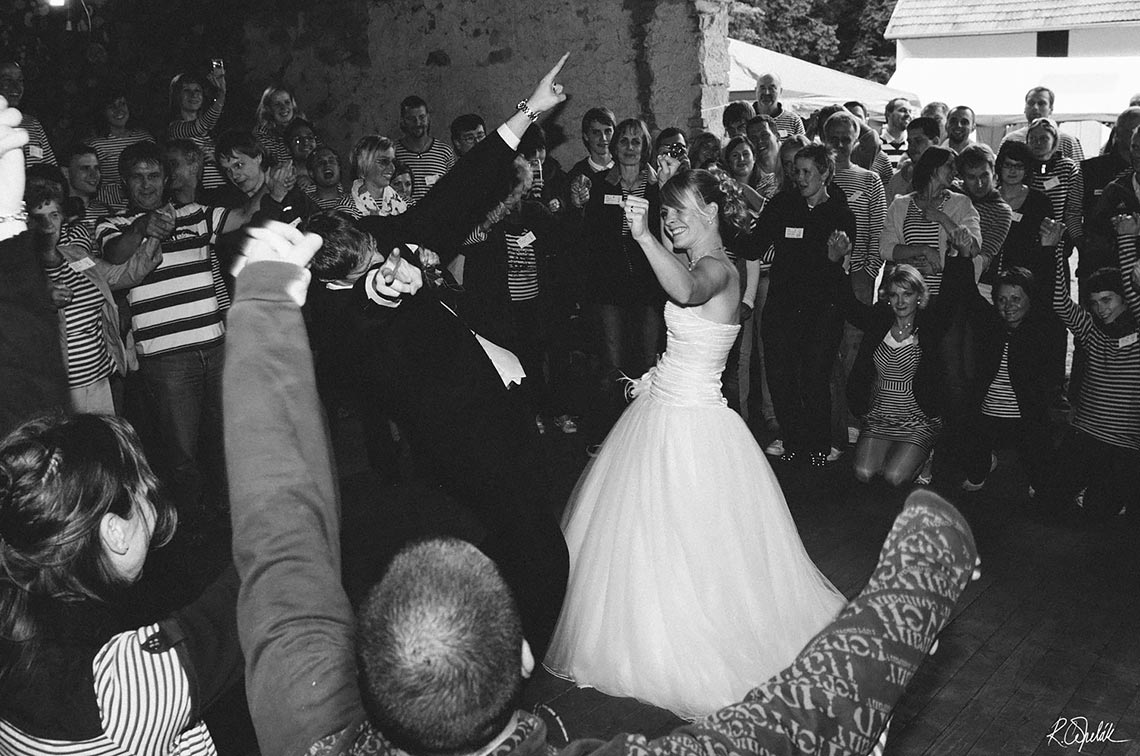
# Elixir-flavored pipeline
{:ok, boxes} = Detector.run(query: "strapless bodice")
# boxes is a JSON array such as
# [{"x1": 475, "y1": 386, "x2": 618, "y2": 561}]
[{"x1": 643, "y1": 301, "x2": 740, "y2": 407}]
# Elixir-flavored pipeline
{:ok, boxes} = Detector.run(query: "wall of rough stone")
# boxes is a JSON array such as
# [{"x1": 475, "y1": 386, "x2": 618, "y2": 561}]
[
  {"x1": 2, "y1": 0, "x2": 729, "y2": 167},
  {"x1": 240, "y1": 0, "x2": 732, "y2": 163}
]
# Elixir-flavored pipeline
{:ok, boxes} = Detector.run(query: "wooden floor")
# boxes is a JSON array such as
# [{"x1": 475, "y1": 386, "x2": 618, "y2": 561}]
[{"x1": 144, "y1": 411, "x2": 1140, "y2": 756}]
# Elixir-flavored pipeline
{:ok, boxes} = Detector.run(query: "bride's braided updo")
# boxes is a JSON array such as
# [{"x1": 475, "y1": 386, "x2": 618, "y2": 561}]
[{"x1": 660, "y1": 167, "x2": 752, "y2": 234}]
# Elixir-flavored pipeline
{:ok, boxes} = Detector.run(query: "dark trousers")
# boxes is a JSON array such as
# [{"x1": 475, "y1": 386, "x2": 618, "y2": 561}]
[
  {"x1": 960, "y1": 411, "x2": 1051, "y2": 489},
  {"x1": 763, "y1": 302, "x2": 844, "y2": 455},
  {"x1": 589, "y1": 301, "x2": 662, "y2": 383},
  {"x1": 1045, "y1": 428, "x2": 1140, "y2": 521}
]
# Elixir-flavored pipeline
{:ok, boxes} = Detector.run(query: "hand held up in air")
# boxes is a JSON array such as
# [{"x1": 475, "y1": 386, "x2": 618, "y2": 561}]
[
  {"x1": 0, "y1": 95, "x2": 29, "y2": 228},
  {"x1": 1039, "y1": 217, "x2": 1063, "y2": 248},
  {"x1": 524, "y1": 52, "x2": 570, "y2": 115},
  {"x1": 241, "y1": 220, "x2": 324, "y2": 270},
  {"x1": 623, "y1": 195, "x2": 652, "y2": 243},
  {"x1": 827, "y1": 230, "x2": 852, "y2": 261}
]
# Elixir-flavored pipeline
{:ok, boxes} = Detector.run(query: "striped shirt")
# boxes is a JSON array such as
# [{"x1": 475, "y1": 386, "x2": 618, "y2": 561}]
[
  {"x1": 771, "y1": 108, "x2": 805, "y2": 143},
  {"x1": 255, "y1": 123, "x2": 292, "y2": 166},
  {"x1": 393, "y1": 138, "x2": 456, "y2": 204},
  {"x1": 0, "y1": 624, "x2": 216, "y2": 755},
  {"x1": 167, "y1": 100, "x2": 225, "y2": 189},
  {"x1": 872, "y1": 151, "x2": 894, "y2": 186},
  {"x1": 506, "y1": 229, "x2": 540, "y2": 301},
  {"x1": 21, "y1": 112, "x2": 56, "y2": 166},
  {"x1": 96, "y1": 204, "x2": 231, "y2": 356},
  {"x1": 972, "y1": 194, "x2": 1013, "y2": 292},
  {"x1": 89, "y1": 130, "x2": 154, "y2": 210},
  {"x1": 879, "y1": 128, "x2": 907, "y2": 172},
  {"x1": 835, "y1": 166, "x2": 886, "y2": 276},
  {"x1": 60, "y1": 222, "x2": 96, "y2": 256},
  {"x1": 303, "y1": 184, "x2": 350, "y2": 211},
  {"x1": 903, "y1": 199, "x2": 946, "y2": 295},
  {"x1": 1053, "y1": 240, "x2": 1140, "y2": 450},
  {"x1": 1030, "y1": 155, "x2": 1081, "y2": 236},
  {"x1": 45, "y1": 261, "x2": 114, "y2": 389},
  {"x1": 981, "y1": 341, "x2": 1021, "y2": 418}
]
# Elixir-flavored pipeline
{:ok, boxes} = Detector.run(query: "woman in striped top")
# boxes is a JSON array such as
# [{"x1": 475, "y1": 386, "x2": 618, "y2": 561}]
[
  {"x1": 254, "y1": 85, "x2": 304, "y2": 167},
  {"x1": 0, "y1": 414, "x2": 241, "y2": 755},
  {"x1": 880, "y1": 147, "x2": 982, "y2": 299},
  {"x1": 26, "y1": 182, "x2": 161, "y2": 415},
  {"x1": 953, "y1": 266, "x2": 1054, "y2": 493},
  {"x1": 842, "y1": 255, "x2": 973, "y2": 486},
  {"x1": 166, "y1": 69, "x2": 227, "y2": 190},
  {"x1": 1044, "y1": 216, "x2": 1140, "y2": 521},
  {"x1": 87, "y1": 89, "x2": 152, "y2": 211}
]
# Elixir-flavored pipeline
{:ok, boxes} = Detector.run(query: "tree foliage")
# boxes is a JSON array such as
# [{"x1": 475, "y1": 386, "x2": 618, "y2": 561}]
[{"x1": 729, "y1": 0, "x2": 899, "y2": 83}]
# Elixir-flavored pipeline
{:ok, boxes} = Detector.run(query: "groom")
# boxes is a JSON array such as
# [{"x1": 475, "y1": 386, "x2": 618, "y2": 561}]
[{"x1": 300, "y1": 59, "x2": 571, "y2": 662}]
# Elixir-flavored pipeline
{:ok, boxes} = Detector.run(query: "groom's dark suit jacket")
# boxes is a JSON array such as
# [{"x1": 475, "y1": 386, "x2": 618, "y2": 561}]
[{"x1": 312, "y1": 127, "x2": 568, "y2": 659}]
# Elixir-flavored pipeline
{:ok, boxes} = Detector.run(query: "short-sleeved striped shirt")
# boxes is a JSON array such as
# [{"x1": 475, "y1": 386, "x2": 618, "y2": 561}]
[
  {"x1": 96, "y1": 204, "x2": 231, "y2": 357},
  {"x1": 303, "y1": 184, "x2": 350, "y2": 211},
  {"x1": 45, "y1": 261, "x2": 114, "y2": 388},
  {"x1": 0, "y1": 623, "x2": 216, "y2": 755},
  {"x1": 771, "y1": 109, "x2": 805, "y2": 143},
  {"x1": 1030, "y1": 155, "x2": 1080, "y2": 231},
  {"x1": 835, "y1": 166, "x2": 886, "y2": 276},
  {"x1": 880, "y1": 128, "x2": 907, "y2": 172},
  {"x1": 255, "y1": 123, "x2": 292, "y2": 166},
  {"x1": 393, "y1": 138, "x2": 456, "y2": 204},
  {"x1": 21, "y1": 112, "x2": 56, "y2": 166},
  {"x1": 89, "y1": 130, "x2": 154, "y2": 210}
]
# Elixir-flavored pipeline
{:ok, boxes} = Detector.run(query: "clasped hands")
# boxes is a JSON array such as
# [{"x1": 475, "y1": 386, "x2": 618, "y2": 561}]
[{"x1": 1111, "y1": 212, "x2": 1140, "y2": 237}]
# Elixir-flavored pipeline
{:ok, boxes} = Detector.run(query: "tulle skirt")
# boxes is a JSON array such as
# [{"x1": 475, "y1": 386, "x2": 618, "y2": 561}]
[{"x1": 544, "y1": 393, "x2": 846, "y2": 719}]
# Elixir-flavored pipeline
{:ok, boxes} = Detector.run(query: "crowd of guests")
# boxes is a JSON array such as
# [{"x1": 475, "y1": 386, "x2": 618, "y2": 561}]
[{"x1": 0, "y1": 47, "x2": 1134, "y2": 754}]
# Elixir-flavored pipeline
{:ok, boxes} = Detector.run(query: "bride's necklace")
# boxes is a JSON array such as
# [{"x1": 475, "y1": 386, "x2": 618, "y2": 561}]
[{"x1": 688, "y1": 246, "x2": 724, "y2": 270}]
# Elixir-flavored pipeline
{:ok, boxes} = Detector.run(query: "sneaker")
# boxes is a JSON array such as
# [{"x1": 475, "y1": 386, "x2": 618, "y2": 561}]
[
  {"x1": 552, "y1": 414, "x2": 578, "y2": 434},
  {"x1": 826, "y1": 446, "x2": 842, "y2": 462},
  {"x1": 961, "y1": 478, "x2": 986, "y2": 492},
  {"x1": 1028, "y1": 485, "x2": 1036, "y2": 499},
  {"x1": 586, "y1": 443, "x2": 603, "y2": 458},
  {"x1": 764, "y1": 438, "x2": 785, "y2": 456},
  {"x1": 847, "y1": 426, "x2": 861, "y2": 445},
  {"x1": 1074, "y1": 488, "x2": 1086, "y2": 509},
  {"x1": 988, "y1": 452, "x2": 999, "y2": 474},
  {"x1": 535, "y1": 415, "x2": 547, "y2": 435},
  {"x1": 809, "y1": 451, "x2": 828, "y2": 467},
  {"x1": 779, "y1": 450, "x2": 798, "y2": 464}
]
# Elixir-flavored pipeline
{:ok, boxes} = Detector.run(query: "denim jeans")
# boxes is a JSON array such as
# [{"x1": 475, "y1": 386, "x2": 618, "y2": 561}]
[{"x1": 138, "y1": 341, "x2": 226, "y2": 516}]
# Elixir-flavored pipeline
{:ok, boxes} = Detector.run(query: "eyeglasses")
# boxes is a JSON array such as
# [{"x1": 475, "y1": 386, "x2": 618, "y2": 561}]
[{"x1": 292, "y1": 135, "x2": 317, "y2": 144}]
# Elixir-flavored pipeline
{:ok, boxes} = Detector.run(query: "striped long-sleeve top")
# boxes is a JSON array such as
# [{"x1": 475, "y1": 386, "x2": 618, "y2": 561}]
[
  {"x1": 834, "y1": 165, "x2": 886, "y2": 277},
  {"x1": 167, "y1": 100, "x2": 225, "y2": 190},
  {"x1": 1052, "y1": 235, "x2": 1140, "y2": 450}
]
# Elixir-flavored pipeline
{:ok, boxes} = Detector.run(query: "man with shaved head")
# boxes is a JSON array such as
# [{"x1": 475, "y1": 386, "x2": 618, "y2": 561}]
[{"x1": 752, "y1": 73, "x2": 805, "y2": 143}]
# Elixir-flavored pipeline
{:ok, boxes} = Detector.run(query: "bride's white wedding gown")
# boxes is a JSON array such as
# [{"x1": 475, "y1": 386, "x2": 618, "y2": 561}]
[{"x1": 544, "y1": 301, "x2": 846, "y2": 719}]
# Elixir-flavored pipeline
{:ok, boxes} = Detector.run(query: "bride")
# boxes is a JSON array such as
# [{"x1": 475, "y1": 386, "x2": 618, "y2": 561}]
[{"x1": 543, "y1": 167, "x2": 847, "y2": 719}]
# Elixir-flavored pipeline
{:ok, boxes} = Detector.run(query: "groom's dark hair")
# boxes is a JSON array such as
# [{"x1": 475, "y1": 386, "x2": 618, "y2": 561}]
[
  {"x1": 304, "y1": 211, "x2": 375, "y2": 281},
  {"x1": 355, "y1": 538, "x2": 524, "y2": 756}
]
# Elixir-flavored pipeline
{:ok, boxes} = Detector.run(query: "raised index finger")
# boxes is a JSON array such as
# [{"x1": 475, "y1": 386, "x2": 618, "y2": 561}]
[{"x1": 542, "y1": 52, "x2": 570, "y2": 85}]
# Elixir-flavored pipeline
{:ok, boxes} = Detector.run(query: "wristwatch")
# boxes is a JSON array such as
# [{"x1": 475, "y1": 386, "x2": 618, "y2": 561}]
[{"x1": 515, "y1": 99, "x2": 540, "y2": 122}]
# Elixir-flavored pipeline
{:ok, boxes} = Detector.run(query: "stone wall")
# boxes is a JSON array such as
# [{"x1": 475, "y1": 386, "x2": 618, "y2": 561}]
[
  {"x1": 241, "y1": 0, "x2": 732, "y2": 162},
  {"x1": 3, "y1": 0, "x2": 730, "y2": 166}
]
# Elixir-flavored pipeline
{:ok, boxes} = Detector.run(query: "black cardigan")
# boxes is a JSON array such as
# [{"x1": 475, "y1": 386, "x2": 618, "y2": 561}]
[{"x1": 842, "y1": 255, "x2": 973, "y2": 419}]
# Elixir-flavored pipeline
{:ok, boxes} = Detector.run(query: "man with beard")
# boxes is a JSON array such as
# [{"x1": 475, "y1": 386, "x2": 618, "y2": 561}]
[
  {"x1": 944, "y1": 106, "x2": 976, "y2": 154},
  {"x1": 394, "y1": 95, "x2": 456, "y2": 204},
  {"x1": 1001, "y1": 86, "x2": 1085, "y2": 161},
  {"x1": 881, "y1": 97, "x2": 912, "y2": 172},
  {"x1": 752, "y1": 73, "x2": 805, "y2": 142}
]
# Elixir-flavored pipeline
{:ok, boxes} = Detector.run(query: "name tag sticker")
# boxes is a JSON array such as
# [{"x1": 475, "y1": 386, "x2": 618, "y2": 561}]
[
  {"x1": 785, "y1": 227, "x2": 804, "y2": 239},
  {"x1": 68, "y1": 257, "x2": 96, "y2": 272},
  {"x1": 517, "y1": 230, "x2": 537, "y2": 248},
  {"x1": 1094, "y1": 189, "x2": 1104, "y2": 196},
  {"x1": 1119, "y1": 333, "x2": 1138, "y2": 348},
  {"x1": 424, "y1": 174, "x2": 441, "y2": 187},
  {"x1": 848, "y1": 190, "x2": 863, "y2": 202},
  {"x1": 28, "y1": 144, "x2": 43, "y2": 160},
  {"x1": 778, "y1": 129, "x2": 788, "y2": 139},
  {"x1": 1010, "y1": 212, "x2": 1023, "y2": 223},
  {"x1": 604, "y1": 194, "x2": 624, "y2": 205},
  {"x1": 1043, "y1": 177, "x2": 1061, "y2": 191}
]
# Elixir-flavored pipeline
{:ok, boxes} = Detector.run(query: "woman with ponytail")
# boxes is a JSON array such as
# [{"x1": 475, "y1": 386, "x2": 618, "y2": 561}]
[
  {"x1": 545, "y1": 168, "x2": 845, "y2": 719},
  {"x1": 0, "y1": 413, "x2": 241, "y2": 752}
]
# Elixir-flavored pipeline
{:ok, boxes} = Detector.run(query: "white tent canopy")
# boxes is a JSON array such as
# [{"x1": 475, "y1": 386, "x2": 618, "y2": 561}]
[
  {"x1": 888, "y1": 55, "x2": 1140, "y2": 128},
  {"x1": 727, "y1": 38, "x2": 918, "y2": 119}
]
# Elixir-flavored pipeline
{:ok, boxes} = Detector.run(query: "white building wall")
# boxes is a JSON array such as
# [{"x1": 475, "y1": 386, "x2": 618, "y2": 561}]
[{"x1": 897, "y1": 25, "x2": 1140, "y2": 61}]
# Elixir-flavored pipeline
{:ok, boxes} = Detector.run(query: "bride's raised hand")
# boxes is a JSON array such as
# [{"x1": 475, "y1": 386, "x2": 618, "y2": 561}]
[{"x1": 623, "y1": 195, "x2": 651, "y2": 242}]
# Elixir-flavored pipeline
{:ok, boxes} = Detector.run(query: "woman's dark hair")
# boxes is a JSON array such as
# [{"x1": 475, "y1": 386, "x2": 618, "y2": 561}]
[
  {"x1": 912, "y1": 146, "x2": 955, "y2": 193},
  {"x1": 216, "y1": 130, "x2": 272, "y2": 170},
  {"x1": 687, "y1": 131, "x2": 722, "y2": 170},
  {"x1": 24, "y1": 164, "x2": 68, "y2": 210},
  {"x1": 284, "y1": 118, "x2": 315, "y2": 143},
  {"x1": 995, "y1": 139, "x2": 1037, "y2": 182},
  {"x1": 519, "y1": 123, "x2": 546, "y2": 160},
  {"x1": 661, "y1": 167, "x2": 753, "y2": 234},
  {"x1": 992, "y1": 266, "x2": 1036, "y2": 306},
  {"x1": 0, "y1": 414, "x2": 175, "y2": 679},
  {"x1": 609, "y1": 118, "x2": 652, "y2": 167},
  {"x1": 168, "y1": 72, "x2": 209, "y2": 119},
  {"x1": 94, "y1": 86, "x2": 131, "y2": 135},
  {"x1": 722, "y1": 136, "x2": 756, "y2": 183}
]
